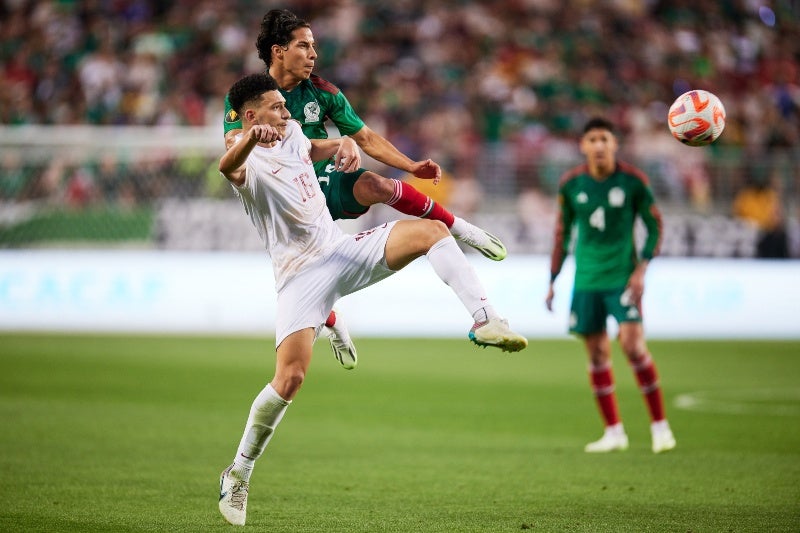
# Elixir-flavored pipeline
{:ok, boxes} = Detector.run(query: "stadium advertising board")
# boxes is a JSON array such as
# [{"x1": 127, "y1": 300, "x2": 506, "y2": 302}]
[{"x1": 0, "y1": 251, "x2": 797, "y2": 339}]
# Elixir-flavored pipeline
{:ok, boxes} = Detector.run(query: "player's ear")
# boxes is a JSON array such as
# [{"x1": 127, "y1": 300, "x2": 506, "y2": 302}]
[{"x1": 272, "y1": 44, "x2": 284, "y2": 59}]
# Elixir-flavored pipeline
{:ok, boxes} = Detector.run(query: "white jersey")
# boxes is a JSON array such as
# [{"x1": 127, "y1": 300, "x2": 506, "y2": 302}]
[{"x1": 233, "y1": 120, "x2": 346, "y2": 290}]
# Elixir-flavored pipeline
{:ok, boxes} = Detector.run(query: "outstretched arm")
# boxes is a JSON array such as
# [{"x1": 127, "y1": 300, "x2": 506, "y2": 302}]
[{"x1": 349, "y1": 125, "x2": 442, "y2": 183}]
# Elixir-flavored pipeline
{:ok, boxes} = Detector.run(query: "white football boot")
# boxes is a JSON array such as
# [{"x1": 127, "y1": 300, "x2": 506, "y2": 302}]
[
  {"x1": 219, "y1": 464, "x2": 249, "y2": 526},
  {"x1": 651, "y1": 420, "x2": 677, "y2": 454},
  {"x1": 327, "y1": 309, "x2": 357, "y2": 370},
  {"x1": 469, "y1": 317, "x2": 528, "y2": 352},
  {"x1": 450, "y1": 217, "x2": 508, "y2": 261},
  {"x1": 585, "y1": 424, "x2": 630, "y2": 453}
]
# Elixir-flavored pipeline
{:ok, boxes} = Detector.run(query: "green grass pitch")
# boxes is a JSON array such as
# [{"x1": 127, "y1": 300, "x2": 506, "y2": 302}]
[{"x1": 1, "y1": 334, "x2": 798, "y2": 532}]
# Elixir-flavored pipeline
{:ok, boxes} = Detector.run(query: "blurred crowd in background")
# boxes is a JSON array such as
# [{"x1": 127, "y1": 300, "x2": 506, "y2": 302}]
[{"x1": 1, "y1": 0, "x2": 799, "y2": 256}]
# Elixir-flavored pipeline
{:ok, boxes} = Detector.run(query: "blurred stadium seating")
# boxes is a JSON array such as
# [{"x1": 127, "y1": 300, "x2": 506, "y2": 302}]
[{"x1": 1, "y1": 1, "x2": 798, "y2": 257}]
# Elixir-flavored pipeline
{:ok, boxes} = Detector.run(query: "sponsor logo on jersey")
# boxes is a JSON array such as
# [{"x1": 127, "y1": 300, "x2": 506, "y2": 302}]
[
  {"x1": 576, "y1": 192, "x2": 588, "y2": 204},
  {"x1": 608, "y1": 187, "x2": 625, "y2": 206},
  {"x1": 225, "y1": 109, "x2": 239, "y2": 124},
  {"x1": 323, "y1": 163, "x2": 336, "y2": 174},
  {"x1": 304, "y1": 101, "x2": 321, "y2": 123}
]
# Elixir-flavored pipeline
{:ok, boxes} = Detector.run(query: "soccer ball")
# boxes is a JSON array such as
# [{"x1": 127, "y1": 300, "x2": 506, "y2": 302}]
[{"x1": 667, "y1": 90, "x2": 726, "y2": 146}]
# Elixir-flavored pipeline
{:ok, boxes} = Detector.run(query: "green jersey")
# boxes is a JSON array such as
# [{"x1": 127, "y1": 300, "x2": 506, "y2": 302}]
[
  {"x1": 224, "y1": 74, "x2": 365, "y2": 176},
  {"x1": 550, "y1": 161, "x2": 662, "y2": 291}
]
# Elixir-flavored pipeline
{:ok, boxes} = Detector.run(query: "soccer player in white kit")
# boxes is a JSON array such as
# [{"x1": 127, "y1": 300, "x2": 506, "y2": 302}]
[{"x1": 217, "y1": 73, "x2": 527, "y2": 526}]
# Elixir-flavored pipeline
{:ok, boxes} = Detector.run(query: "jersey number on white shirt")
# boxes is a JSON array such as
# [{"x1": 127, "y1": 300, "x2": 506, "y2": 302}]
[{"x1": 293, "y1": 172, "x2": 317, "y2": 202}]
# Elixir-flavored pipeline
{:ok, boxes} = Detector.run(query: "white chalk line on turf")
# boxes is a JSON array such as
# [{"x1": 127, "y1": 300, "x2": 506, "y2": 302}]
[{"x1": 674, "y1": 388, "x2": 800, "y2": 416}]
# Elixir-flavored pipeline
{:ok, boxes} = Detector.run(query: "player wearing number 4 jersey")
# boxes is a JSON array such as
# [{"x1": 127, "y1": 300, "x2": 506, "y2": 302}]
[
  {"x1": 546, "y1": 117, "x2": 676, "y2": 455},
  {"x1": 217, "y1": 74, "x2": 526, "y2": 526}
]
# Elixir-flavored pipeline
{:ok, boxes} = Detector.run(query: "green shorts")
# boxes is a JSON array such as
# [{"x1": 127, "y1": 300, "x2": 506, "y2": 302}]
[
  {"x1": 316, "y1": 164, "x2": 369, "y2": 220},
  {"x1": 569, "y1": 288, "x2": 642, "y2": 335}
]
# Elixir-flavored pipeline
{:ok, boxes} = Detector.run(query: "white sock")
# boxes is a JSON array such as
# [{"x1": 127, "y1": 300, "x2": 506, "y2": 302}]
[
  {"x1": 426, "y1": 236, "x2": 498, "y2": 320},
  {"x1": 471, "y1": 307, "x2": 497, "y2": 325},
  {"x1": 449, "y1": 216, "x2": 470, "y2": 238},
  {"x1": 606, "y1": 422, "x2": 626, "y2": 436},
  {"x1": 231, "y1": 383, "x2": 290, "y2": 482},
  {"x1": 651, "y1": 419, "x2": 670, "y2": 434}
]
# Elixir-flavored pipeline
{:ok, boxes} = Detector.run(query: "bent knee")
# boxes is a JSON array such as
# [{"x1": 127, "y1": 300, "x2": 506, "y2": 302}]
[
  {"x1": 425, "y1": 219, "x2": 450, "y2": 239},
  {"x1": 273, "y1": 366, "x2": 306, "y2": 398},
  {"x1": 619, "y1": 339, "x2": 638, "y2": 357},
  {"x1": 618, "y1": 326, "x2": 646, "y2": 359},
  {"x1": 355, "y1": 172, "x2": 394, "y2": 203},
  {"x1": 414, "y1": 219, "x2": 451, "y2": 250}
]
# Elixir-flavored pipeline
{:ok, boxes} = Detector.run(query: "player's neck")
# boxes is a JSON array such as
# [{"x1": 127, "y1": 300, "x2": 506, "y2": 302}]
[
  {"x1": 269, "y1": 65, "x2": 302, "y2": 92},
  {"x1": 588, "y1": 161, "x2": 615, "y2": 180}
]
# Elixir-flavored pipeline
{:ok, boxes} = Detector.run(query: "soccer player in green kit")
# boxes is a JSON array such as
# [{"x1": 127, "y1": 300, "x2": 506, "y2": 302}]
[
  {"x1": 223, "y1": 9, "x2": 507, "y2": 370},
  {"x1": 224, "y1": 9, "x2": 505, "y2": 260},
  {"x1": 546, "y1": 117, "x2": 676, "y2": 454}
]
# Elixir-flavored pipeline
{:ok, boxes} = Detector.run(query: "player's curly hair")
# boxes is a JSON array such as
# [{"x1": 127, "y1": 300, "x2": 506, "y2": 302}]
[
  {"x1": 256, "y1": 9, "x2": 311, "y2": 67},
  {"x1": 228, "y1": 73, "x2": 279, "y2": 115}
]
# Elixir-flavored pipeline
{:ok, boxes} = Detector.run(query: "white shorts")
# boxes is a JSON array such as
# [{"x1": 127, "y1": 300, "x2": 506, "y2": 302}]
[{"x1": 274, "y1": 221, "x2": 397, "y2": 347}]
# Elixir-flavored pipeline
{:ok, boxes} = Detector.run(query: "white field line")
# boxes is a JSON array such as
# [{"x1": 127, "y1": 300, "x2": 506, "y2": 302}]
[{"x1": 674, "y1": 389, "x2": 800, "y2": 416}]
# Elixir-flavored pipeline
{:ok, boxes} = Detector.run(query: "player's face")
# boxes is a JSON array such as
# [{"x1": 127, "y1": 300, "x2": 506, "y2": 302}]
[
  {"x1": 580, "y1": 128, "x2": 618, "y2": 172},
  {"x1": 253, "y1": 90, "x2": 292, "y2": 135},
  {"x1": 278, "y1": 27, "x2": 317, "y2": 82}
]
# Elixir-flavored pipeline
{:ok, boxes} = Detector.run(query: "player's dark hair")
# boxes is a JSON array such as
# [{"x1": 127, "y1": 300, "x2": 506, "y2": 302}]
[
  {"x1": 228, "y1": 73, "x2": 280, "y2": 115},
  {"x1": 256, "y1": 9, "x2": 311, "y2": 67},
  {"x1": 583, "y1": 117, "x2": 615, "y2": 135}
]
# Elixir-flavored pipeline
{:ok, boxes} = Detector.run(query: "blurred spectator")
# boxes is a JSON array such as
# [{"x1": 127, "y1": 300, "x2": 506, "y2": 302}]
[
  {"x1": 446, "y1": 160, "x2": 484, "y2": 223},
  {"x1": 516, "y1": 179, "x2": 556, "y2": 252},
  {"x1": 732, "y1": 170, "x2": 790, "y2": 258},
  {"x1": 94, "y1": 154, "x2": 127, "y2": 205},
  {"x1": 0, "y1": 150, "x2": 32, "y2": 200},
  {"x1": 65, "y1": 166, "x2": 98, "y2": 208},
  {"x1": 77, "y1": 40, "x2": 124, "y2": 124},
  {"x1": 27, "y1": 155, "x2": 67, "y2": 203}
]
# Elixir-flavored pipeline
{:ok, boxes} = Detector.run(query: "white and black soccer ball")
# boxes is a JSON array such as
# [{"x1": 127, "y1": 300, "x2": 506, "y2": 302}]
[{"x1": 667, "y1": 89, "x2": 726, "y2": 147}]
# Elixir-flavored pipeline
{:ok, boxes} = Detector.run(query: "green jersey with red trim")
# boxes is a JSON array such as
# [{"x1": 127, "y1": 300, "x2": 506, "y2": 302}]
[
  {"x1": 550, "y1": 161, "x2": 662, "y2": 291},
  {"x1": 224, "y1": 74, "x2": 365, "y2": 176}
]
